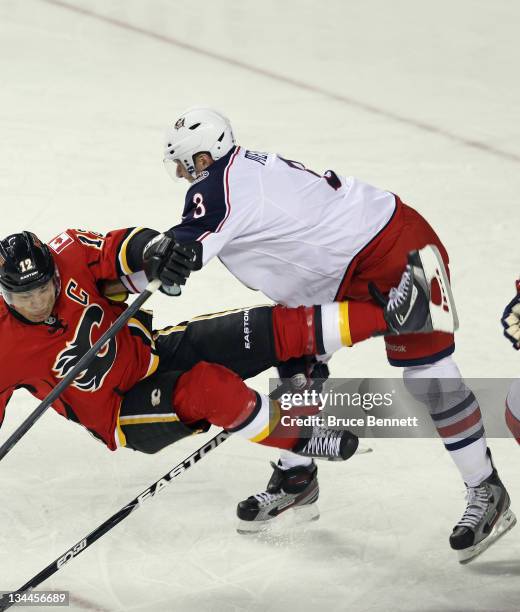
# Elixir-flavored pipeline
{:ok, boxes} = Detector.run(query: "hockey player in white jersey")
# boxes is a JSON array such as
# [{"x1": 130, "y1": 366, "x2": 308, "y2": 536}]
[{"x1": 144, "y1": 107, "x2": 514, "y2": 562}]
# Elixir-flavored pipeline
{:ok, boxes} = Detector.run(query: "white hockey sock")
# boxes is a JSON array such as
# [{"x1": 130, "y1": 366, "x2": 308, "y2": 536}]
[
  {"x1": 449, "y1": 438, "x2": 492, "y2": 487},
  {"x1": 404, "y1": 357, "x2": 492, "y2": 487},
  {"x1": 279, "y1": 450, "x2": 312, "y2": 469}
]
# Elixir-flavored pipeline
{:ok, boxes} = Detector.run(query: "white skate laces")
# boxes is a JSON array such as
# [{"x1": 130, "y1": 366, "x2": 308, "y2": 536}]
[
  {"x1": 303, "y1": 429, "x2": 342, "y2": 458},
  {"x1": 456, "y1": 485, "x2": 490, "y2": 529},
  {"x1": 386, "y1": 266, "x2": 412, "y2": 312},
  {"x1": 253, "y1": 490, "x2": 286, "y2": 506}
]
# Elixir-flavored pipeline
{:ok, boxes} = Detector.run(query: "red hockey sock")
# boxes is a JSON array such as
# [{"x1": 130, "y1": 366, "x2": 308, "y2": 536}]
[
  {"x1": 255, "y1": 400, "x2": 298, "y2": 450},
  {"x1": 347, "y1": 301, "x2": 388, "y2": 344},
  {"x1": 174, "y1": 365, "x2": 317, "y2": 453},
  {"x1": 272, "y1": 301, "x2": 388, "y2": 360},
  {"x1": 272, "y1": 305, "x2": 317, "y2": 361},
  {"x1": 505, "y1": 401, "x2": 520, "y2": 444},
  {"x1": 257, "y1": 403, "x2": 321, "y2": 451}
]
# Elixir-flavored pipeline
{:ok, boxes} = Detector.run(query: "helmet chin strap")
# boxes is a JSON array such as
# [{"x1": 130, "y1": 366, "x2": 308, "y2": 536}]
[{"x1": 53, "y1": 267, "x2": 62, "y2": 298}]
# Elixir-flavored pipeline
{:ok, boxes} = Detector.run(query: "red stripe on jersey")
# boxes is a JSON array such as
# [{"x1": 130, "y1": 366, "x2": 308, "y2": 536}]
[
  {"x1": 217, "y1": 146, "x2": 241, "y2": 233},
  {"x1": 197, "y1": 231, "x2": 211, "y2": 242}
]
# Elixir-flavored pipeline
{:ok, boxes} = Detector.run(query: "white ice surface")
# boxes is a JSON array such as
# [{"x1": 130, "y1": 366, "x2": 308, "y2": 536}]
[{"x1": 0, "y1": 1, "x2": 519, "y2": 610}]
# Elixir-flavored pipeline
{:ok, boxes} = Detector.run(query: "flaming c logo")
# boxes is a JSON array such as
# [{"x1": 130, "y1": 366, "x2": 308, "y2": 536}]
[{"x1": 53, "y1": 304, "x2": 117, "y2": 392}]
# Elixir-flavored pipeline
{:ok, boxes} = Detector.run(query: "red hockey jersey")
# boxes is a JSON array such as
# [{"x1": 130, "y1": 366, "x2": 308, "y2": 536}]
[{"x1": 0, "y1": 229, "x2": 158, "y2": 450}]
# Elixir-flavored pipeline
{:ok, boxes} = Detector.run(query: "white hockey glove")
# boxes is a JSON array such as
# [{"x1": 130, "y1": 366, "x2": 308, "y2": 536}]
[{"x1": 501, "y1": 280, "x2": 520, "y2": 349}]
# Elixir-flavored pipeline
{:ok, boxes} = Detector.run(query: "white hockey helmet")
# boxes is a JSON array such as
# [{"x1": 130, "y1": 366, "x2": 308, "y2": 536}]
[{"x1": 163, "y1": 107, "x2": 235, "y2": 178}]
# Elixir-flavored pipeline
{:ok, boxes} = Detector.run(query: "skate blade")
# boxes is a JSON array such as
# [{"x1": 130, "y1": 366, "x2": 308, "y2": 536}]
[
  {"x1": 417, "y1": 245, "x2": 459, "y2": 333},
  {"x1": 236, "y1": 503, "x2": 320, "y2": 535},
  {"x1": 355, "y1": 443, "x2": 373, "y2": 455},
  {"x1": 292, "y1": 502, "x2": 320, "y2": 524},
  {"x1": 457, "y1": 508, "x2": 517, "y2": 564},
  {"x1": 236, "y1": 519, "x2": 272, "y2": 535},
  {"x1": 326, "y1": 443, "x2": 373, "y2": 461}
]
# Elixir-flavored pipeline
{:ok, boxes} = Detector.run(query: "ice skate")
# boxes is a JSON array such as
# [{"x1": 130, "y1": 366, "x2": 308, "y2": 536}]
[
  {"x1": 370, "y1": 244, "x2": 459, "y2": 335},
  {"x1": 450, "y1": 459, "x2": 516, "y2": 564},
  {"x1": 236, "y1": 460, "x2": 319, "y2": 534},
  {"x1": 293, "y1": 424, "x2": 359, "y2": 461}
]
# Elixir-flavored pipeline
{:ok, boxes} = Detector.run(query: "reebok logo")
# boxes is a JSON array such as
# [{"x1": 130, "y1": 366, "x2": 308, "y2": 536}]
[{"x1": 385, "y1": 343, "x2": 407, "y2": 353}]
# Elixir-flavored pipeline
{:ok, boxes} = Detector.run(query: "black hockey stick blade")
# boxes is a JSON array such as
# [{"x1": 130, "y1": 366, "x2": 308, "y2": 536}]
[
  {"x1": 0, "y1": 279, "x2": 162, "y2": 464},
  {"x1": 0, "y1": 430, "x2": 230, "y2": 611}
]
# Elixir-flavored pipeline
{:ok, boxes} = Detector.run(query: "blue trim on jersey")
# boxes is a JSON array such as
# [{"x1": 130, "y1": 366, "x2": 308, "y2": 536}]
[
  {"x1": 170, "y1": 147, "x2": 237, "y2": 244},
  {"x1": 387, "y1": 343, "x2": 455, "y2": 367}
]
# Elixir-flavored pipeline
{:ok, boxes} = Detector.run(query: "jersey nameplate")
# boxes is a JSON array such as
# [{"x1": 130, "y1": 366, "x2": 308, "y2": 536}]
[{"x1": 245, "y1": 150, "x2": 268, "y2": 165}]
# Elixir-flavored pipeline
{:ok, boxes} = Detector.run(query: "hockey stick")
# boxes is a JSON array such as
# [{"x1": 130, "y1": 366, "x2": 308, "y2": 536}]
[
  {"x1": 0, "y1": 430, "x2": 230, "y2": 611},
  {"x1": 0, "y1": 279, "x2": 162, "y2": 463}
]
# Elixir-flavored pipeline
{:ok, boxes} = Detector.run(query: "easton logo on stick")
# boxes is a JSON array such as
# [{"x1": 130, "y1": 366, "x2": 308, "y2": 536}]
[{"x1": 136, "y1": 432, "x2": 229, "y2": 505}]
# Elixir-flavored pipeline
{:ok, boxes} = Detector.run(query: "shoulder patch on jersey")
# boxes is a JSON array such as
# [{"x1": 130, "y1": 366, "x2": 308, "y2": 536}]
[
  {"x1": 49, "y1": 232, "x2": 74, "y2": 254},
  {"x1": 191, "y1": 170, "x2": 209, "y2": 186}
]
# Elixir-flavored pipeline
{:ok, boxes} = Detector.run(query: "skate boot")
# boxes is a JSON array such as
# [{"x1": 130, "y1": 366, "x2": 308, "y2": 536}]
[
  {"x1": 294, "y1": 424, "x2": 359, "y2": 461},
  {"x1": 450, "y1": 456, "x2": 516, "y2": 563},
  {"x1": 236, "y1": 460, "x2": 319, "y2": 534},
  {"x1": 370, "y1": 244, "x2": 459, "y2": 335}
]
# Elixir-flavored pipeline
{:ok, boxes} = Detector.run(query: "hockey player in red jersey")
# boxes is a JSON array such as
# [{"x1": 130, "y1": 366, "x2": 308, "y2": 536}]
[
  {"x1": 0, "y1": 228, "x2": 440, "y2": 468},
  {"x1": 153, "y1": 106, "x2": 516, "y2": 562}
]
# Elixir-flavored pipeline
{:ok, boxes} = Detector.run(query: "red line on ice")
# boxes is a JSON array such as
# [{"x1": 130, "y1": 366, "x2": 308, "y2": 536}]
[{"x1": 40, "y1": 0, "x2": 520, "y2": 166}]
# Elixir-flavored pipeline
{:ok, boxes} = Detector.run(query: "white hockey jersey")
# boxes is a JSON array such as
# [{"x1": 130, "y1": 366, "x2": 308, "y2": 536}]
[{"x1": 170, "y1": 147, "x2": 396, "y2": 307}]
